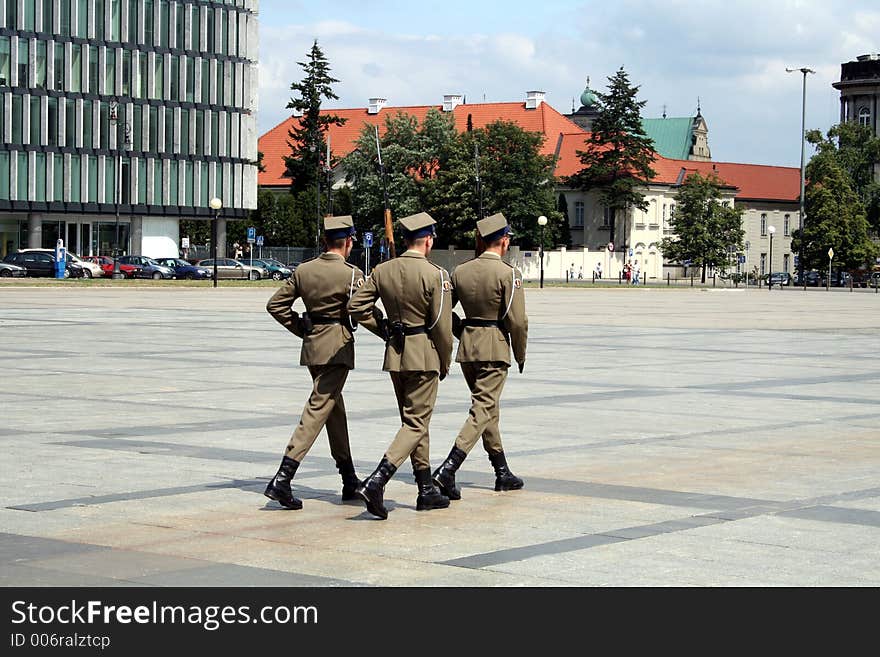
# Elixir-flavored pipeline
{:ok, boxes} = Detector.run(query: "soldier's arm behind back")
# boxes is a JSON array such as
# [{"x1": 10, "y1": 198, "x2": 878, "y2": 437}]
[
  {"x1": 348, "y1": 268, "x2": 381, "y2": 328},
  {"x1": 350, "y1": 267, "x2": 385, "y2": 338},
  {"x1": 266, "y1": 276, "x2": 304, "y2": 338}
]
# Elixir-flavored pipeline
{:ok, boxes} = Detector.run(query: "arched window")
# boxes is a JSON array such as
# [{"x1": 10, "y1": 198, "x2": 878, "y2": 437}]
[{"x1": 858, "y1": 107, "x2": 871, "y2": 127}]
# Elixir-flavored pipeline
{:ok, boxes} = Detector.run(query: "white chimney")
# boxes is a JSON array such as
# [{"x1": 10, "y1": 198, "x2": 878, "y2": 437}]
[
  {"x1": 442, "y1": 94, "x2": 463, "y2": 112},
  {"x1": 368, "y1": 97, "x2": 387, "y2": 114},
  {"x1": 525, "y1": 90, "x2": 545, "y2": 109}
]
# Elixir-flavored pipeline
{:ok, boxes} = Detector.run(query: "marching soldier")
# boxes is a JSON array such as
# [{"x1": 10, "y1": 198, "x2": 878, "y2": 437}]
[
  {"x1": 347, "y1": 212, "x2": 453, "y2": 519},
  {"x1": 264, "y1": 215, "x2": 382, "y2": 510},
  {"x1": 432, "y1": 213, "x2": 528, "y2": 500}
]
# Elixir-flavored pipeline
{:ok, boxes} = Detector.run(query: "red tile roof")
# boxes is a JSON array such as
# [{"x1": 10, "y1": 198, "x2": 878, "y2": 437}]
[
  {"x1": 554, "y1": 132, "x2": 800, "y2": 202},
  {"x1": 258, "y1": 101, "x2": 584, "y2": 188}
]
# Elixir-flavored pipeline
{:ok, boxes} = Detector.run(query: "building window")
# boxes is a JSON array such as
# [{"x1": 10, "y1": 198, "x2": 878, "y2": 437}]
[
  {"x1": 0, "y1": 36, "x2": 10, "y2": 86},
  {"x1": 30, "y1": 96, "x2": 40, "y2": 145},
  {"x1": 602, "y1": 207, "x2": 612, "y2": 228},
  {"x1": 18, "y1": 39, "x2": 28, "y2": 88},
  {"x1": 783, "y1": 214, "x2": 790, "y2": 236},
  {"x1": 48, "y1": 97, "x2": 58, "y2": 145},
  {"x1": 858, "y1": 107, "x2": 871, "y2": 127},
  {"x1": 54, "y1": 42, "x2": 64, "y2": 90},
  {"x1": 760, "y1": 213, "x2": 767, "y2": 236},
  {"x1": 35, "y1": 40, "x2": 47, "y2": 89},
  {"x1": 783, "y1": 253, "x2": 790, "y2": 274},
  {"x1": 60, "y1": 0, "x2": 71, "y2": 36},
  {"x1": 662, "y1": 203, "x2": 667, "y2": 227},
  {"x1": 760, "y1": 253, "x2": 766, "y2": 277},
  {"x1": 574, "y1": 201, "x2": 584, "y2": 227}
]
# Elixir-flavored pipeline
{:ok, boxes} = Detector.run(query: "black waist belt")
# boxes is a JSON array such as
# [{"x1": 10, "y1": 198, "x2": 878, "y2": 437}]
[
  {"x1": 309, "y1": 315, "x2": 343, "y2": 325},
  {"x1": 462, "y1": 318, "x2": 504, "y2": 328},
  {"x1": 400, "y1": 325, "x2": 427, "y2": 335}
]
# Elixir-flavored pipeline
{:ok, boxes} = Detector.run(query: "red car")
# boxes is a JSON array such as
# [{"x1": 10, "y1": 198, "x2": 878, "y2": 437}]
[{"x1": 82, "y1": 255, "x2": 140, "y2": 278}]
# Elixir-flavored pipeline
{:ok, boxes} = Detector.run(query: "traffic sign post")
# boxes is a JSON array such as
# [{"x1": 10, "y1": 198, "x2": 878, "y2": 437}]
[
  {"x1": 247, "y1": 227, "x2": 256, "y2": 243},
  {"x1": 827, "y1": 248, "x2": 834, "y2": 290},
  {"x1": 256, "y1": 235, "x2": 264, "y2": 258},
  {"x1": 364, "y1": 231, "x2": 373, "y2": 275}
]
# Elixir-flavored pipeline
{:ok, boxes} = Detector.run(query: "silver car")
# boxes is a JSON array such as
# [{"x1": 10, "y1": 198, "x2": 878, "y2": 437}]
[{"x1": 196, "y1": 258, "x2": 268, "y2": 280}]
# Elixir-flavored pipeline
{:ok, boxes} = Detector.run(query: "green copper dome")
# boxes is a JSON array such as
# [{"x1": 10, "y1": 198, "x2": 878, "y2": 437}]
[{"x1": 580, "y1": 79, "x2": 598, "y2": 108}]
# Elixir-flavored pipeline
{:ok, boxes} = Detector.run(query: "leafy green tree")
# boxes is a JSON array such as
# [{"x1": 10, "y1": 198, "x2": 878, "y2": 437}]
[
  {"x1": 283, "y1": 40, "x2": 346, "y2": 199},
  {"x1": 659, "y1": 172, "x2": 744, "y2": 283},
  {"x1": 793, "y1": 130, "x2": 877, "y2": 272},
  {"x1": 343, "y1": 109, "x2": 457, "y2": 236},
  {"x1": 566, "y1": 67, "x2": 656, "y2": 255},
  {"x1": 430, "y1": 120, "x2": 561, "y2": 248},
  {"x1": 813, "y1": 122, "x2": 880, "y2": 234},
  {"x1": 245, "y1": 189, "x2": 312, "y2": 248}
]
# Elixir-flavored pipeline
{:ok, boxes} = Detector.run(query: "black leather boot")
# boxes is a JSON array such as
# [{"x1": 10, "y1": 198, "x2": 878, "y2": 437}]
[
  {"x1": 432, "y1": 446, "x2": 467, "y2": 500},
  {"x1": 488, "y1": 451, "x2": 524, "y2": 491},
  {"x1": 356, "y1": 457, "x2": 397, "y2": 520},
  {"x1": 264, "y1": 456, "x2": 303, "y2": 509},
  {"x1": 337, "y1": 458, "x2": 360, "y2": 501},
  {"x1": 415, "y1": 468, "x2": 450, "y2": 511}
]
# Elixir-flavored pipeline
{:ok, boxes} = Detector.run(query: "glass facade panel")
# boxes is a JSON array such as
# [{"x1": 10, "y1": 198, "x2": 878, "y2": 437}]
[
  {"x1": 35, "y1": 40, "x2": 46, "y2": 88},
  {"x1": 184, "y1": 160, "x2": 193, "y2": 206},
  {"x1": 69, "y1": 155, "x2": 81, "y2": 202},
  {"x1": 60, "y1": 0, "x2": 71, "y2": 36},
  {"x1": 149, "y1": 105, "x2": 157, "y2": 151},
  {"x1": 64, "y1": 97, "x2": 74, "y2": 146},
  {"x1": 5, "y1": 2, "x2": 16, "y2": 33},
  {"x1": 132, "y1": 103, "x2": 142, "y2": 150},
  {"x1": 41, "y1": 0, "x2": 53, "y2": 33},
  {"x1": 48, "y1": 96, "x2": 58, "y2": 145},
  {"x1": 176, "y1": 2, "x2": 185, "y2": 49},
  {"x1": 88, "y1": 45, "x2": 98, "y2": 94},
  {"x1": 88, "y1": 155, "x2": 98, "y2": 202},
  {"x1": 76, "y1": 0, "x2": 87, "y2": 38},
  {"x1": 0, "y1": 152, "x2": 9, "y2": 200},
  {"x1": 169, "y1": 54, "x2": 178, "y2": 99},
  {"x1": 110, "y1": 0, "x2": 120, "y2": 41},
  {"x1": 164, "y1": 106, "x2": 172, "y2": 153},
  {"x1": 11, "y1": 94, "x2": 22, "y2": 143},
  {"x1": 99, "y1": 100, "x2": 109, "y2": 149},
  {"x1": 195, "y1": 109, "x2": 204, "y2": 155},
  {"x1": 206, "y1": 8, "x2": 213, "y2": 52},
  {"x1": 152, "y1": 158, "x2": 162, "y2": 204},
  {"x1": 168, "y1": 159, "x2": 177, "y2": 204},
  {"x1": 201, "y1": 58, "x2": 208, "y2": 102},
  {"x1": 17, "y1": 152, "x2": 29, "y2": 200},
  {"x1": 35, "y1": 152, "x2": 46, "y2": 201},
  {"x1": 0, "y1": 36, "x2": 9, "y2": 86},
  {"x1": 54, "y1": 153, "x2": 63, "y2": 201},
  {"x1": 137, "y1": 156, "x2": 146, "y2": 203},
  {"x1": 105, "y1": 155, "x2": 115, "y2": 204},
  {"x1": 83, "y1": 99, "x2": 94, "y2": 148},
  {"x1": 53, "y1": 42, "x2": 63, "y2": 90},
  {"x1": 70, "y1": 44, "x2": 81, "y2": 92},
  {"x1": 24, "y1": 0, "x2": 36, "y2": 31},
  {"x1": 121, "y1": 49, "x2": 130, "y2": 94},
  {"x1": 144, "y1": 0, "x2": 154, "y2": 45},
  {"x1": 94, "y1": 0, "x2": 105, "y2": 40},
  {"x1": 137, "y1": 51, "x2": 147, "y2": 97},
  {"x1": 159, "y1": 0, "x2": 168, "y2": 48},
  {"x1": 105, "y1": 47, "x2": 115, "y2": 96},
  {"x1": 18, "y1": 39, "x2": 28, "y2": 88},
  {"x1": 185, "y1": 56, "x2": 193, "y2": 102},
  {"x1": 153, "y1": 52, "x2": 163, "y2": 99},
  {"x1": 30, "y1": 95, "x2": 40, "y2": 144},
  {"x1": 180, "y1": 108, "x2": 188, "y2": 153}
]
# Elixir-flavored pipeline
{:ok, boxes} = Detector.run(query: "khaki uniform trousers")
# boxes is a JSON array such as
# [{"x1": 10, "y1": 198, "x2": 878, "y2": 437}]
[
  {"x1": 283, "y1": 364, "x2": 352, "y2": 464},
  {"x1": 384, "y1": 371, "x2": 439, "y2": 470},
  {"x1": 454, "y1": 362, "x2": 508, "y2": 455}
]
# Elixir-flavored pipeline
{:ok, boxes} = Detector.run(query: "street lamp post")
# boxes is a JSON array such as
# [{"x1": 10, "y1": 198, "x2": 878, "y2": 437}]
[
  {"x1": 538, "y1": 215, "x2": 548, "y2": 289},
  {"x1": 209, "y1": 197, "x2": 223, "y2": 288},
  {"x1": 786, "y1": 66, "x2": 815, "y2": 287},
  {"x1": 768, "y1": 225, "x2": 776, "y2": 290},
  {"x1": 109, "y1": 99, "x2": 131, "y2": 279}
]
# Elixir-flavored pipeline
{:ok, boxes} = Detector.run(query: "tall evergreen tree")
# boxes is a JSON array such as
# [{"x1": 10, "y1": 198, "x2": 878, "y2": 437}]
[
  {"x1": 283, "y1": 40, "x2": 346, "y2": 197},
  {"x1": 566, "y1": 67, "x2": 656, "y2": 255},
  {"x1": 659, "y1": 172, "x2": 744, "y2": 283}
]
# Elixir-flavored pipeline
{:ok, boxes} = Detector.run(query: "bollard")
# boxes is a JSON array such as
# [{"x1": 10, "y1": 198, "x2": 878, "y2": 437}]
[
  {"x1": 667, "y1": 272, "x2": 670, "y2": 286},
  {"x1": 712, "y1": 274, "x2": 716, "y2": 288}
]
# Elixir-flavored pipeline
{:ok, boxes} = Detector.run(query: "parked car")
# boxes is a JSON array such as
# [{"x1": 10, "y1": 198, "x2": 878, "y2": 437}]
[
  {"x1": 247, "y1": 258, "x2": 293, "y2": 281},
  {"x1": 196, "y1": 258, "x2": 267, "y2": 280},
  {"x1": 81, "y1": 255, "x2": 141, "y2": 278},
  {"x1": 0, "y1": 261, "x2": 28, "y2": 277},
  {"x1": 116, "y1": 255, "x2": 176, "y2": 279},
  {"x1": 17, "y1": 248, "x2": 102, "y2": 278},
  {"x1": 870, "y1": 272, "x2": 880, "y2": 289},
  {"x1": 828, "y1": 270, "x2": 852, "y2": 287},
  {"x1": 153, "y1": 257, "x2": 212, "y2": 280},
  {"x1": 3, "y1": 251, "x2": 85, "y2": 278},
  {"x1": 849, "y1": 270, "x2": 875, "y2": 288},
  {"x1": 794, "y1": 270, "x2": 821, "y2": 286},
  {"x1": 766, "y1": 272, "x2": 791, "y2": 287}
]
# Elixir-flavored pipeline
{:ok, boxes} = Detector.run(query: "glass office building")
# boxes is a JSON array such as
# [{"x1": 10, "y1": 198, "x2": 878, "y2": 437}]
[{"x1": 0, "y1": 0, "x2": 258, "y2": 259}]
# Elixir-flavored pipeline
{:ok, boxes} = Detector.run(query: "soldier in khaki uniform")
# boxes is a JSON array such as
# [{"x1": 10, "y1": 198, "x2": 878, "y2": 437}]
[
  {"x1": 433, "y1": 213, "x2": 528, "y2": 500},
  {"x1": 264, "y1": 215, "x2": 381, "y2": 510},
  {"x1": 347, "y1": 212, "x2": 453, "y2": 519}
]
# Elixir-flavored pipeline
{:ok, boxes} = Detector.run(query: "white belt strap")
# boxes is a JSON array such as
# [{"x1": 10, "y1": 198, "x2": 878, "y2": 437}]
[
  {"x1": 427, "y1": 269, "x2": 445, "y2": 330},
  {"x1": 347, "y1": 268, "x2": 357, "y2": 329},
  {"x1": 501, "y1": 268, "x2": 516, "y2": 319}
]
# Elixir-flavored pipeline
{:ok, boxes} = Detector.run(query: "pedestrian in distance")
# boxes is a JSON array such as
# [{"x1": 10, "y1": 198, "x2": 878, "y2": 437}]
[
  {"x1": 595, "y1": 262, "x2": 602, "y2": 279},
  {"x1": 432, "y1": 213, "x2": 528, "y2": 502},
  {"x1": 263, "y1": 215, "x2": 382, "y2": 510},
  {"x1": 632, "y1": 259, "x2": 641, "y2": 286},
  {"x1": 347, "y1": 212, "x2": 454, "y2": 520}
]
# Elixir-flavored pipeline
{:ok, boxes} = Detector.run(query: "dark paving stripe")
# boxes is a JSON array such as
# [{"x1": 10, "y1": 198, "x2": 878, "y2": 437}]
[
  {"x1": 776, "y1": 505, "x2": 880, "y2": 528},
  {"x1": 133, "y1": 564, "x2": 357, "y2": 587},
  {"x1": 0, "y1": 532, "x2": 108, "y2": 562}
]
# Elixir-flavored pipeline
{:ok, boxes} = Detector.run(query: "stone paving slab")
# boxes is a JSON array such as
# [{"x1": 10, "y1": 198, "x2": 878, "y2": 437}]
[{"x1": 1, "y1": 286, "x2": 878, "y2": 586}]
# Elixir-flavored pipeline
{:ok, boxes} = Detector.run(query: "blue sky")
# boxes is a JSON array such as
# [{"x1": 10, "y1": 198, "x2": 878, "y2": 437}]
[{"x1": 256, "y1": 0, "x2": 879, "y2": 168}]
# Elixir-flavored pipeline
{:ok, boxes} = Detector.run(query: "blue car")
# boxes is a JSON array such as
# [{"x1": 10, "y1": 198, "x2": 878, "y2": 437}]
[{"x1": 154, "y1": 257, "x2": 212, "y2": 280}]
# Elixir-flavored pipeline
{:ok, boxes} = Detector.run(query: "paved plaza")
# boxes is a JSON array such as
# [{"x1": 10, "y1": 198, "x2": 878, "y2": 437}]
[{"x1": 1, "y1": 284, "x2": 878, "y2": 586}]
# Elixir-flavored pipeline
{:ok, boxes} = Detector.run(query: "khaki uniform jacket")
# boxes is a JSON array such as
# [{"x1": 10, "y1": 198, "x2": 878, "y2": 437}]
[
  {"x1": 347, "y1": 251, "x2": 453, "y2": 375},
  {"x1": 266, "y1": 253, "x2": 381, "y2": 368},
  {"x1": 451, "y1": 252, "x2": 528, "y2": 365}
]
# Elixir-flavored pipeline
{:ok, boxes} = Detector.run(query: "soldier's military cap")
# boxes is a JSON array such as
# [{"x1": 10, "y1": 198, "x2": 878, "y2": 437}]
[
  {"x1": 324, "y1": 215, "x2": 357, "y2": 241},
  {"x1": 399, "y1": 212, "x2": 437, "y2": 239},
  {"x1": 477, "y1": 212, "x2": 513, "y2": 242}
]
